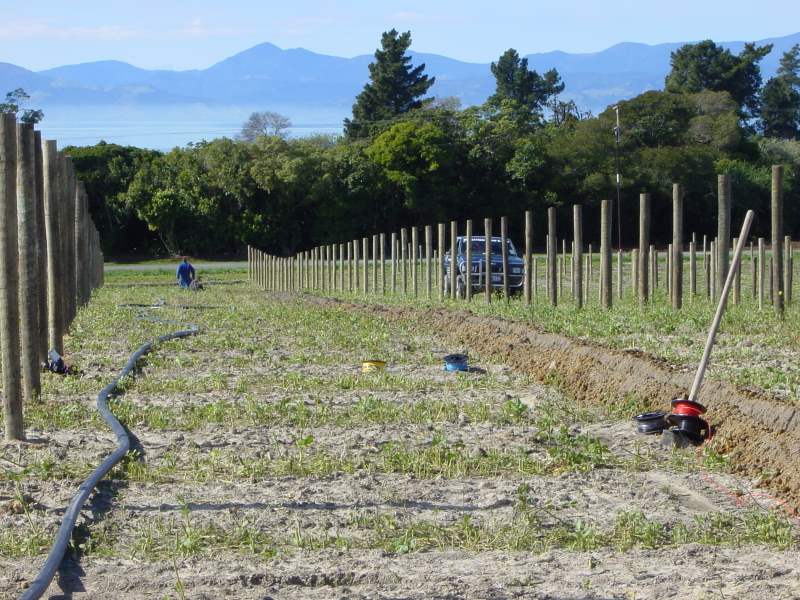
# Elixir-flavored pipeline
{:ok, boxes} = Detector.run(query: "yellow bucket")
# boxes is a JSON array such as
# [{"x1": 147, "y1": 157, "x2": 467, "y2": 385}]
[{"x1": 362, "y1": 360, "x2": 387, "y2": 373}]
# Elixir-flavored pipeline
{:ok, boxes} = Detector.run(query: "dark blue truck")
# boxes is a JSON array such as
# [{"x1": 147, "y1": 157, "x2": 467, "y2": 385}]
[{"x1": 444, "y1": 236, "x2": 525, "y2": 297}]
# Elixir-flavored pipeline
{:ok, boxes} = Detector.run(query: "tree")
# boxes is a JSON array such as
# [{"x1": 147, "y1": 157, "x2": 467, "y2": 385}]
[
  {"x1": 761, "y1": 77, "x2": 800, "y2": 139},
  {"x1": 665, "y1": 40, "x2": 772, "y2": 118},
  {"x1": 0, "y1": 88, "x2": 44, "y2": 124},
  {"x1": 240, "y1": 111, "x2": 291, "y2": 141},
  {"x1": 489, "y1": 49, "x2": 564, "y2": 122},
  {"x1": 777, "y1": 44, "x2": 800, "y2": 87},
  {"x1": 344, "y1": 29, "x2": 435, "y2": 139}
]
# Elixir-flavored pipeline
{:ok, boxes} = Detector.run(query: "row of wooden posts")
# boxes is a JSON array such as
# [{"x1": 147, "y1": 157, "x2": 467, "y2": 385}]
[
  {"x1": 247, "y1": 168, "x2": 793, "y2": 317},
  {"x1": 1, "y1": 114, "x2": 104, "y2": 441}
]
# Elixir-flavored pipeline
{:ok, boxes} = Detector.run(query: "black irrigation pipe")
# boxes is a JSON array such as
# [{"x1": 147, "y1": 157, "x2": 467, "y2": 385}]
[{"x1": 20, "y1": 302, "x2": 199, "y2": 600}]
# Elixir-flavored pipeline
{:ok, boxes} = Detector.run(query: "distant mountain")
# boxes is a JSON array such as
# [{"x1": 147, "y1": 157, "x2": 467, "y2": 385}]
[{"x1": 2, "y1": 32, "x2": 799, "y2": 116}]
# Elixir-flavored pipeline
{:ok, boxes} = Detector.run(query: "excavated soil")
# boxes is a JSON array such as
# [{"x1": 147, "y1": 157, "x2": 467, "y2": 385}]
[{"x1": 311, "y1": 297, "x2": 800, "y2": 511}]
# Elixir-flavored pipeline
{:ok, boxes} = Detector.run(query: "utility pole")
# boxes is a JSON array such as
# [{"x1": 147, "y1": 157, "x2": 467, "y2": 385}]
[{"x1": 613, "y1": 105, "x2": 622, "y2": 250}]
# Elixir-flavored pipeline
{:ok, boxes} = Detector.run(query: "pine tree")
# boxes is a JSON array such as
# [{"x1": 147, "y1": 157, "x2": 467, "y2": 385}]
[
  {"x1": 777, "y1": 44, "x2": 800, "y2": 87},
  {"x1": 489, "y1": 49, "x2": 564, "y2": 121},
  {"x1": 344, "y1": 30, "x2": 434, "y2": 139},
  {"x1": 761, "y1": 45, "x2": 800, "y2": 139}
]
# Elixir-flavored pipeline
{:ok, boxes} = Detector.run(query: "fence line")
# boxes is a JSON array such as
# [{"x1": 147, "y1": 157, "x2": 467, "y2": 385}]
[
  {"x1": 2, "y1": 116, "x2": 104, "y2": 441},
  {"x1": 247, "y1": 171, "x2": 796, "y2": 323}
]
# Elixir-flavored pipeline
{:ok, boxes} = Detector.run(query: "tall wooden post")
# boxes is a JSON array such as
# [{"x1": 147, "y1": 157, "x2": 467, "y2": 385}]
[
  {"x1": 1, "y1": 114, "x2": 23, "y2": 440},
  {"x1": 689, "y1": 241, "x2": 697, "y2": 300},
  {"x1": 362, "y1": 237, "x2": 369, "y2": 295},
  {"x1": 600, "y1": 199, "x2": 612, "y2": 308},
  {"x1": 390, "y1": 233, "x2": 397, "y2": 295},
  {"x1": 33, "y1": 131, "x2": 47, "y2": 361},
  {"x1": 717, "y1": 174, "x2": 731, "y2": 297},
  {"x1": 372, "y1": 235, "x2": 378, "y2": 294},
  {"x1": 411, "y1": 226, "x2": 418, "y2": 297},
  {"x1": 484, "y1": 218, "x2": 492, "y2": 304},
  {"x1": 16, "y1": 123, "x2": 41, "y2": 401},
  {"x1": 772, "y1": 166, "x2": 784, "y2": 316},
  {"x1": 524, "y1": 210, "x2": 532, "y2": 306},
  {"x1": 672, "y1": 183, "x2": 683, "y2": 309},
  {"x1": 400, "y1": 228, "x2": 407, "y2": 295},
  {"x1": 617, "y1": 249, "x2": 623, "y2": 300},
  {"x1": 784, "y1": 235, "x2": 792, "y2": 306},
  {"x1": 547, "y1": 207, "x2": 557, "y2": 307},
  {"x1": 500, "y1": 216, "x2": 509, "y2": 301},
  {"x1": 436, "y1": 224, "x2": 445, "y2": 300},
  {"x1": 465, "y1": 219, "x2": 473, "y2": 302},
  {"x1": 573, "y1": 205, "x2": 583, "y2": 309},
  {"x1": 638, "y1": 193, "x2": 650, "y2": 307},
  {"x1": 425, "y1": 225, "x2": 433, "y2": 299},
  {"x1": 379, "y1": 233, "x2": 386, "y2": 295},
  {"x1": 450, "y1": 220, "x2": 457, "y2": 299}
]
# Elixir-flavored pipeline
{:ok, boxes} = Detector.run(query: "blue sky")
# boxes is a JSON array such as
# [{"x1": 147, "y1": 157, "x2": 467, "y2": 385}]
[{"x1": 2, "y1": 0, "x2": 799, "y2": 70}]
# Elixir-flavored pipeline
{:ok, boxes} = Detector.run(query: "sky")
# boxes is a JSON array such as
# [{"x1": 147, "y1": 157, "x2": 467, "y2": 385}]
[{"x1": 1, "y1": 0, "x2": 799, "y2": 71}]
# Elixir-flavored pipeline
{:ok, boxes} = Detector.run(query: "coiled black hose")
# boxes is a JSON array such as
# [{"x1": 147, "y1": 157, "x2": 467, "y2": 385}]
[{"x1": 20, "y1": 302, "x2": 198, "y2": 600}]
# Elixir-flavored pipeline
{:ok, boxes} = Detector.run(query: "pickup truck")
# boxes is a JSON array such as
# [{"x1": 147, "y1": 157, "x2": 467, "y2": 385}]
[{"x1": 444, "y1": 236, "x2": 525, "y2": 297}]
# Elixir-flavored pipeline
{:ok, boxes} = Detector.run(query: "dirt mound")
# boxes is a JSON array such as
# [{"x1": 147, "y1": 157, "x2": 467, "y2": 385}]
[{"x1": 311, "y1": 296, "x2": 800, "y2": 510}]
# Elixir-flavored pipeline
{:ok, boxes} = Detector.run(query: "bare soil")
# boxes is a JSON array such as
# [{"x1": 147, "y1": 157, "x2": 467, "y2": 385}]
[{"x1": 1, "y1": 283, "x2": 799, "y2": 599}]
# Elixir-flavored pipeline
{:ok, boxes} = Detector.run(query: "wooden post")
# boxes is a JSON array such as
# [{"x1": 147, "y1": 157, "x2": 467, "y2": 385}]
[
  {"x1": 390, "y1": 233, "x2": 397, "y2": 295},
  {"x1": 436, "y1": 224, "x2": 444, "y2": 300},
  {"x1": 689, "y1": 241, "x2": 697, "y2": 300},
  {"x1": 484, "y1": 218, "x2": 492, "y2": 304},
  {"x1": 573, "y1": 205, "x2": 583, "y2": 309},
  {"x1": 758, "y1": 238, "x2": 767, "y2": 309},
  {"x1": 784, "y1": 235, "x2": 792, "y2": 306},
  {"x1": 733, "y1": 237, "x2": 741, "y2": 305},
  {"x1": 533, "y1": 257, "x2": 538, "y2": 299},
  {"x1": 362, "y1": 237, "x2": 369, "y2": 295},
  {"x1": 1, "y1": 113, "x2": 23, "y2": 440},
  {"x1": 717, "y1": 174, "x2": 731, "y2": 297},
  {"x1": 425, "y1": 225, "x2": 433, "y2": 300},
  {"x1": 750, "y1": 241, "x2": 756, "y2": 299},
  {"x1": 379, "y1": 233, "x2": 386, "y2": 295},
  {"x1": 400, "y1": 228, "x2": 407, "y2": 295},
  {"x1": 450, "y1": 220, "x2": 457, "y2": 299},
  {"x1": 465, "y1": 219, "x2": 473, "y2": 302},
  {"x1": 15, "y1": 123, "x2": 41, "y2": 402},
  {"x1": 33, "y1": 132, "x2": 47, "y2": 362},
  {"x1": 411, "y1": 226, "x2": 418, "y2": 297},
  {"x1": 651, "y1": 246, "x2": 657, "y2": 293},
  {"x1": 771, "y1": 166, "x2": 784, "y2": 316},
  {"x1": 501, "y1": 216, "x2": 509, "y2": 301},
  {"x1": 352, "y1": 240, "x2": 359, "y2": 292},
  {"x1": 710, "y1": 241, "x2": 717, "y2": 300},
  {"x1": 547, "y1": 207, "x2": 557, "y2": 307},
  {"x1": 617, "y1": 249, "x2": 623, "y2": 300},
  {"x1": 600, "y1": 199, "x2": 612, "y2": 308},
  {"x1": 671, "y1": 183, "x2": 683, "y2": 309},
  {"x1": 524, "y1": 211, "x2": 532, "y2": 306},
  {"x1": 638, "y1": 193, "x2": 650, "y2": 307},
  {"x1": 372, "y1": 235, "x2": 378, "y2": 294},
  {"x1": 632, "y1": 248, "x2": 639, "y2": 296},
  {"x1": 703, "y1": 235, "x2": 710, "y2": 298}
]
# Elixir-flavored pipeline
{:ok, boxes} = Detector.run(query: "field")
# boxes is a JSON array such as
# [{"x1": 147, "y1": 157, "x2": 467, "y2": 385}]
[{"x1": 2, "y1": 266, "x2": 800, "y2": 599}]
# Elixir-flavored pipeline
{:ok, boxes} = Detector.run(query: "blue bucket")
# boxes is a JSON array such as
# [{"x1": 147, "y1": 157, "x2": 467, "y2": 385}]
[{"x1": 444, "y1": 353, "x2": 469, "y2": 372}]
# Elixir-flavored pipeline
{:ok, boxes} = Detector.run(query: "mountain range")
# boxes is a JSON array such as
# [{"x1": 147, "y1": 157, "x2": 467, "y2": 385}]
[{"x1": 1, "y1": 31, "x2": 799, "y2": 125}]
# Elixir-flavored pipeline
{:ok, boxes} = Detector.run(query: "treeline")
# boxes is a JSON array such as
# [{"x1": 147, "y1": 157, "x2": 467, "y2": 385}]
[{"x1": 66, "y1": 32, "x2": 800, "y2": 257}]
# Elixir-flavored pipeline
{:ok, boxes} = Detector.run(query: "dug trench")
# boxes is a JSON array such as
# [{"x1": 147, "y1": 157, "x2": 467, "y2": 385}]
[{"x1": 305, "y1": 294, "x2": 800, "y2": 511}]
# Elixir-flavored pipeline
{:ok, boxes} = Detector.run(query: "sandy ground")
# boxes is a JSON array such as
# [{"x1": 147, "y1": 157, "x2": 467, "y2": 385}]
[{"x1": 2, "y1": 281, "x2": 799, "y2": 599}]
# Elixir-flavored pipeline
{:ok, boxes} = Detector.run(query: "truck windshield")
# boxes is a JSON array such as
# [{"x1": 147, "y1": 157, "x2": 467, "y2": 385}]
[{"x1": 467, "y1": 240, "x2": 517, "y2": 256}]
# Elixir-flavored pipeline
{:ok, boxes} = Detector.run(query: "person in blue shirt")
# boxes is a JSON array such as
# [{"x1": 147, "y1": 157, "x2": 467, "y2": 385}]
[{"x1": 176, "y1": 257, "x2": 196, "y2": 288}]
